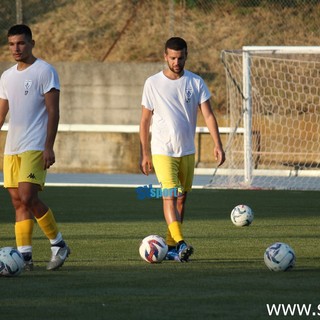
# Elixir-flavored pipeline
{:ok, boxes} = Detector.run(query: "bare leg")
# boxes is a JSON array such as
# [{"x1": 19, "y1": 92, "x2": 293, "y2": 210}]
[
  {"x1": 17, "y1": 182, "x2": 48, "y2": 219},
  {"x1": 9, "y1": 182, "x2": 69, "y2": 270},
  {"x1": 8, "y1": 187, "x2": 33, "y2": 222},
  {"x1": 163, "y1": 192, "x2": 188, "y2": 224},
  {"x1": 176, "y1": 192, "x2": 187, "y2": 223},
  {"x1": 163, "y1": 196, "x2": 179, "y2": 225}
]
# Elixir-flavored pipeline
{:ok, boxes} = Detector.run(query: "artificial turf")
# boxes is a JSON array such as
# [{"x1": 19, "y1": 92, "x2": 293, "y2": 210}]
[{"x1": 0, "y1": 187, "x2": 319, "y2": 320}]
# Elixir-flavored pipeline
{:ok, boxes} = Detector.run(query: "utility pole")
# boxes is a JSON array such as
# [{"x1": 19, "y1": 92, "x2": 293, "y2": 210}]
[{"x1": 16, "y1": 0, "x2": 23, "y2": 24}]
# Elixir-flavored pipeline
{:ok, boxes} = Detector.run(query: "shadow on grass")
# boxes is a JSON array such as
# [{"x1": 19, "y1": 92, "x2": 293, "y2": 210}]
[{"x1": 0, "y1": 187, "x2": 319, "y2": 223}]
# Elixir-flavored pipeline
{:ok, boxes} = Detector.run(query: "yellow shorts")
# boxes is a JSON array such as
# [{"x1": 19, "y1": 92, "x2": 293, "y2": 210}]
[
  {"x1": 3, "y1": 151, "x2": 47, "y2": 189},
  {"x1": 152, "y1": 154, "x2": 195, "y2": 194}
]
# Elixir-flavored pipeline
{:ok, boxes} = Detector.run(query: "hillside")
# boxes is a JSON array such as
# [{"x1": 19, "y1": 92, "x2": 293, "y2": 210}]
[{"x1": 1, "y1": 0, "x2": 319, "y2": 114}]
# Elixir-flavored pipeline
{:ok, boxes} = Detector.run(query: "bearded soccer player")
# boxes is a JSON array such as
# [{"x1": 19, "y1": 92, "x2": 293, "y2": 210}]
[{"x1": 139, "y1": 37, "x2": 225, "y2": 262}]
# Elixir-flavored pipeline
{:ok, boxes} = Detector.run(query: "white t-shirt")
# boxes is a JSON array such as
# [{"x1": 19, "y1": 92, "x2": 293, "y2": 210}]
[
  {"x1": 141, "y1": 70, "x2": 211, "y2": 157},
  {"x1": 0, "y1": 58, "x2": 60, "y2": 155}
]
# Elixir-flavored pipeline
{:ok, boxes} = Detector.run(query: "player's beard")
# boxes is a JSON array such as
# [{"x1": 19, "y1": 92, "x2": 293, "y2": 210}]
[{"x1": 169, "y1": 64, "x2": 184, "y2": 75}]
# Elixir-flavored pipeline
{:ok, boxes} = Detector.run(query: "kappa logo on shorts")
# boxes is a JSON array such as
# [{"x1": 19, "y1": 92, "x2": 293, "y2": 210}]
[{"x1": 27, "y1": 173, "x2": 36, "y2": 179}]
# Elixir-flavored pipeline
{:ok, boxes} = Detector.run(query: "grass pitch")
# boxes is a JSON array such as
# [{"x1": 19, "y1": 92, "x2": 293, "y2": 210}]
[{"x1": 0, "y1": 186, "x2": 319, "y2": 320}]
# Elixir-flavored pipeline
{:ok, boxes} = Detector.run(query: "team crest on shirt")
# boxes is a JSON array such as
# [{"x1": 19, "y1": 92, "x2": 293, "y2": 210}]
[
  {"x1": 185, "y1": 87, "x2": 193, "y2": 103},
  {"x1": 24, "y1": 80, "x2": 32, "y2": 95}
]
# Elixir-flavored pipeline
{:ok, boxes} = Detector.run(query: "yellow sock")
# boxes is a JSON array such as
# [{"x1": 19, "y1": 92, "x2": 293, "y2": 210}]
[
  {"x1": 166, "y1": 228, "x2": 176, "y2": 247},
  {"x1": 168, "y1": 221, "x2": 184, "y2": 243},
  {"x1": 36, "y1": 208, "x2": 59, "y2": 240},
  {"x1": 15, "y1": 219, "x2": 34, "y2": 247}
]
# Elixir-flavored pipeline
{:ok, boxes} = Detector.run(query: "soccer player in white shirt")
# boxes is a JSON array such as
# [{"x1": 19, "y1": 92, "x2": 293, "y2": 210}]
[
  {"x1": 140, "y1": 37, "x2": 225, "y2": 262},
  {"x1": 0, "y1": 24, "x2": 70, "y2": 271}
]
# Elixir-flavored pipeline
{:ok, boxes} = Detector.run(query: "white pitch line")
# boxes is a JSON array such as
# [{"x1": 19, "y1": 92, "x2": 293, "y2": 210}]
[{"x1": 45, "y1": 182, "x2": 205, "y2": 189}]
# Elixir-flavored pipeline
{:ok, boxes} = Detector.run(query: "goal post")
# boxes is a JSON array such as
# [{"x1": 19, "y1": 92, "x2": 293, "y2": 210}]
[
  {"x1": 243, "y1": 49, "x2": 252, "y2": 185},
  {"x1": 208, "y1": 46, "x2": 320, "y2": 190}
]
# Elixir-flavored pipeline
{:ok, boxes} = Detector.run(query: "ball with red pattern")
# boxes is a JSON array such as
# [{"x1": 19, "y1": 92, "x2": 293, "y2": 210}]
[{"x1": 139, "y1": 235, "x2": 168, "y2": 263}]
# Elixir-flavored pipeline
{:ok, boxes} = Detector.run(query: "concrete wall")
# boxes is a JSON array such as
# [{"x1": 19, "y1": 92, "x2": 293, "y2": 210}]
[
  {"x1": 55, "y1": 62, "x2": 164, "y2": 125},
  {"x1": 0, "y1": 62, "x2": 219, "y2": 173}
]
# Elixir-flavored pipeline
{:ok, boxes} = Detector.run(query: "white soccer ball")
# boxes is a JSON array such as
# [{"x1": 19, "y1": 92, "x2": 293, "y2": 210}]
[
  {"x1": 0, "y1": 247, "x2": 25, "y2": 277},
  {"x1": 139, "y1": 235, "x2": 168, "y2": 263},
  {"x1": 230, "y1": 204, "x2": 254, "y2": 227},
  {"x1": 264, "y1": 242, "x2": 296, "y2": 272}
]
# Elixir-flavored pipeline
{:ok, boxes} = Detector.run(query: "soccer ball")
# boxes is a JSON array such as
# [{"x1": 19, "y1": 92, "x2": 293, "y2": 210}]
[
  {"x1": 0, "y1": 247, "x2": 25, "y2": 277},
  {"x1": 139, "y1": 235, "x2": 168, "y2": 263},
  {"x1": 264, "y1": 242, "x2": 296, "y2": 272},
  {"x1": 230, "y1": 204, "x2": 254, "y2": 227}
]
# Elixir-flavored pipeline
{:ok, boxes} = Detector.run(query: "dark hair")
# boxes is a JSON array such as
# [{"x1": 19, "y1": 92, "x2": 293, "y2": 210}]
[
  {"x1": 7, "y1": 24, "x2": 33, "y2": 42},
  {"x1": 165, "y1": 37, "x2": 187, "y2": 52}
]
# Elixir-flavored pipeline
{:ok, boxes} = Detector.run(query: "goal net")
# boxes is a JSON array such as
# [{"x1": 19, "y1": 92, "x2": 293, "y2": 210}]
[{"x1": 207, "y1": 46, "x2": 320, "y2": 190}]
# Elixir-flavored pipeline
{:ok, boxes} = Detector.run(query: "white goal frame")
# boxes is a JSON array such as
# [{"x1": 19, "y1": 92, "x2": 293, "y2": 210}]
[
  {"x1": 242, "y1": 46, "x2": 320, "y2": 185},
  {"x1": 211, "y1": 46, "x2": 320, "y2": 190}
]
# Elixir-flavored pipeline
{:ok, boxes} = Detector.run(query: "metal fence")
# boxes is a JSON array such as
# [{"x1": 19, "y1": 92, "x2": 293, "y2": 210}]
[{"x1": 2, "y1": 0, "x2": 320, "y2": 39}]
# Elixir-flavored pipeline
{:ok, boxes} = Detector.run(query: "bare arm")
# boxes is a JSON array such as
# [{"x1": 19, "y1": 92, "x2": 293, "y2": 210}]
[
  {"x1": 199, "y1": 99, "x2": 225, "y2": 166},
  {"x1": 139, "y1": 106, "x2": 153, "y2": 175},
  {"x1": 0, "y1": 98, "x2": 9, "y2": 129},
  {"x1": 44, "y1": 88, "x2": 60, "y2": 169}
]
